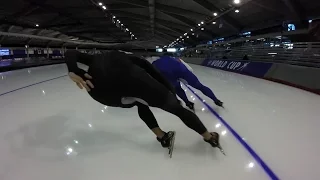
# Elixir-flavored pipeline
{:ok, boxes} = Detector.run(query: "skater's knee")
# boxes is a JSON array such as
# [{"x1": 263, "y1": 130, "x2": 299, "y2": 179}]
[{"x1": 163, "y1": 94, "x2": 181, "y2": 110}]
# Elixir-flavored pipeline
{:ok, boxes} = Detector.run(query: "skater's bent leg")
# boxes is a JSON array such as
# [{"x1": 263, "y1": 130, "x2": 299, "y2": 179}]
[
  {"x1": 174, "y1": 82, "x2": 190, "y2": 104},
  {"x1": 182, "y1": 71, "x2": 218, "y2": 101},
  {"x1": 161, "y1": 93, "x2": 212, "y2": 139},
  {"x1": 127, "y1": 66, "x2": 213, "y2": 140},
  {"x1": 136, "y1": 103, "x2": 165, "y2": 138}
]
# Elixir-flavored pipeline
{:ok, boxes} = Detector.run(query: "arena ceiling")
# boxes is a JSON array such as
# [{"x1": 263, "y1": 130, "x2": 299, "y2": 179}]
[{"x1": 0, "y1": 0, "x2": 319, "y2": 49}]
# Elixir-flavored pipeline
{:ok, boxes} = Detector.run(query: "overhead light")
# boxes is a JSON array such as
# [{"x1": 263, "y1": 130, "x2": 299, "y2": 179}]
[
  {"x1": 213, "y1": 12, "x2": 218, "y2": 16},
  {"x1": 130, "y1": 32, "x2": 132, "y2": 34},
  {"x1": 176, "y1": 38, "x2": 179, "y2": 41},
  {"x1": 135, "y1": 37, "x2": 137, "y2": 39},
  {"x1": 102, "y1": 6, "x2": 107, "y2": 10},
  {"x1": 180, "y1": 36, "x2": 182, "y2": 38},
  {"x1": 212, "y1": 21, "x2": 216, "y2": 24},
  {"x1": 201, "y1": 27, "x2": 204, "y2": 30},
  {"x1": 126, "y1": 28, "x2": 129, "y2": 31},
  {"x1": 98, "y1": 2, "x2": 103, "y2": 6},
  {"x1": 113, "y1": 16, "x2": 116, "y2": 18},
  {"x1": 190, "y1": 29, "x2": 193, "y2": 31},
  {"x1": 192, "y1": 33, "x2": 195, "y2": 35},
  {"x1": 201, "y1": 21, "x2": 204, "y2": 24},
  {"x1": 187, "y1": 36, "x2": 189, "y2": 38},
  {"x1": 234, "y1": 0, "x2": 240, "y2": 4},
  {"x1": 184, "y1": 33, "x2": 187, "y2": 36},
  {"x1": 235, "y1": 9, "x2": 240, "y2": 13},
  {"x1": 198, "y1": 24, "x2": 201, "y2": 26},
  {"x1": 121, "y1": 24, "x2": 123, "y2": 26},
  {"x1": 35, "y1": 24, "x2": 39, "y2": 27},
  {"x1": 132, "y1": 34, "x2": 135, "y2": 36},
  {"x1": 182, "y1": 39, "x2": 184, "y2": 41}
]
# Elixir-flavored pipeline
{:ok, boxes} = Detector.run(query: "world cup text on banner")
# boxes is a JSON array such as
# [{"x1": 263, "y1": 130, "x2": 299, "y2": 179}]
[{"x1": 202, "y1": 59, "x2": 272, "y2": 77}]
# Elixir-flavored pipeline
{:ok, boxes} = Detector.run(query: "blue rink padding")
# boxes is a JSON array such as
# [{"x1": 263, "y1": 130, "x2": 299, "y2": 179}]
[
  {"x1": 183, "y1": 83, "x2": 280, "y2": 180},
  {"x1": 202, "y1": 59, "x2": 273, "y2": 78}
]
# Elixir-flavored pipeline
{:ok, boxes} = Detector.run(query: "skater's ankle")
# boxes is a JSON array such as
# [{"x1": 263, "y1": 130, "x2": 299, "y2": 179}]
[
  {"x1": 202, "y1": 132, "x2": 212, "y2": 141},
  {"x1": 152, "y1": 128, "x2": 166, "y2": 139}
]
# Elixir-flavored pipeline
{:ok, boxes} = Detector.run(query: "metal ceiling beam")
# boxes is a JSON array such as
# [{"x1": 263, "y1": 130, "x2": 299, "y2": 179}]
[
  {"x1": 0, "y1": 31, "x2": 120, "y2": 47},
  {"x1": 251, "y1": 1, "x2": 286, "y2": 15},
  {"x1": 0, "y1": 5, "x2": 39, "y2": 22},
  {"x1": 112, "y1": 11, "x2": 190, "y2": 30},
  {"x1": 192, "y1": 0, "x2": 242, "y2": 32},
  {"x1": 44, "y1": 22, "x2": 83, "y2": 28},
  {"x1": 0, "y1": 25, "x2": 15, "y2": 43},
  {"x1": 108, "y1": 3, "x2": 143, "y2": 9},
  {"x1": 280, "y1": 0, "x2": 305, "y2": 20},
  {"x1": 108, "y1": 1, "x2": 208, "y2": 19},
  {"x1": 26, "y1": 29, "x2": 46, "y2": 44},
  {"x1": 155, "y1": 3, "x2": 208, "y2": 19},
  {"x1": 29, "y1": 1, "x2": 122, "y2": 41},
  {"x1": 162, "y1": 12, "x2": 195, "y2": 27},
  {"x1": 149, "y1": 0, "x2": 155, "y2": 36}
]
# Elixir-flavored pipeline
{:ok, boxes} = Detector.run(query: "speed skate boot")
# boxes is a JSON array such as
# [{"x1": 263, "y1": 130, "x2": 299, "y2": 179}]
[
  {"x1": 157, "y1": 131, "x2": 176, "y2": 158},
  {"x1": 204, "y1": 132, "x2": 226, "y2": 155},
  {"x1": 185, "y1": 101, "x2": 195, "y2": 112},
  {"x1": 214, "y1": 99, "x2": 224, "y2": 107}
]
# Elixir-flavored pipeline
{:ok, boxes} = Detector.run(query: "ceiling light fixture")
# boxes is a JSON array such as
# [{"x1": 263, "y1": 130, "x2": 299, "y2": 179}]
[
  {"x1": 102, "y1": 6, "x2": 106, "y2": 10},
  {"x1": 201, "y1": 21, "x2": 204, "y2": 24},
  {"x1": 235, "y1": 9, "x2": 240, "y2": 13},
  {"x1": 35, "y1": 24, "x2": 39, "y2": 27},
  {"x1": 234, "y1": 0, "x2": 240, "y2": 4},
  {"x1": 213, "y1": 12, "x2": 218, "y2": 16},
  {"x1": 212, "y1": 21, "x2": 216, "y2": 24},
  {"x1": 198, "y1": 24, "x2": 201, "y2": 26},
  {"x1": 191, "y1": 29, "x2": 193, "y2": 31},
  {"x1": 201, "y1": 28, "x2": 204, "y2": 30},
  {"x1": 98, "y1": 2, "x2": 103, "y2": 6}
]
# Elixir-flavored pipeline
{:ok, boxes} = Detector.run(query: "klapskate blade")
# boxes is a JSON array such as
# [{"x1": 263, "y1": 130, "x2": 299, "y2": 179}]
[
  {"x1": 168, "y1": 131, "x2": 176, "y2": 158},
  {"x1": 217, "y1": 145, "x2": 226, "y2": 156}
]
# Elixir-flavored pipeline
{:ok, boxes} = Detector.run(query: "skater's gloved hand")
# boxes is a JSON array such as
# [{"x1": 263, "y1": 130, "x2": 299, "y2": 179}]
[{"x1": 68, "y1": 72, "x2": 94, "y2": 92}]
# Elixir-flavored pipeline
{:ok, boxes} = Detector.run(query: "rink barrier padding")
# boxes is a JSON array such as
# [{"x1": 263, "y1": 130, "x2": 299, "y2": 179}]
[
  {"x1": 183, "y1": 57, "x2": 320, "y2": 95},
  {"x1": 202, "y1": 59, "x2": 273, "y2": 78},
  {"x1": 183, "y1": 84, "x2": 280, "y2": 180}
]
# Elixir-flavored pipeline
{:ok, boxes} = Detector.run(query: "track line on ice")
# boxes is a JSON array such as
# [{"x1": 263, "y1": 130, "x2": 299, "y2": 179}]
[
  {"x1": 0, "y1": 75, "x2": 67, "y2": 97},
  {"x1": 184, "y1": 84, "x2": 279, "y2": 180}
]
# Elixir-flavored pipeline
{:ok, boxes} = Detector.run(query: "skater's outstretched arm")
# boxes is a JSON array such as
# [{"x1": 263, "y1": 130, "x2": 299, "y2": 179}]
[
  {"x1": 65, "y1": 50, "x2": 95, "y2": 91},
  {"x1": 129, "y1": 56, "x2": 175, "y2": 93},
  {"x1": 65, "y1": 50, "x2": 94, "y2": 75}
]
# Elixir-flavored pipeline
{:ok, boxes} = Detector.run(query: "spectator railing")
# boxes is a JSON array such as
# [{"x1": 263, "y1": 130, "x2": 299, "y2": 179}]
[{"x1": 182, "y1": 42, "x2": 320, "y2": 67}]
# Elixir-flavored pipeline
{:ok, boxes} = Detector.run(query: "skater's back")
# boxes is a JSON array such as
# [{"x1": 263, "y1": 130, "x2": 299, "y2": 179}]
[{"x1": 152, "y1": 56, "x2": 185, "y2": 81}]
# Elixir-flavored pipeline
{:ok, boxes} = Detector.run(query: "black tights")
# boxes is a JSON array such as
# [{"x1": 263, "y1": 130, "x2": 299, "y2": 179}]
[
  {"x1": 136, "y1": 95, "x2": 207, "y2": 135},
  {"x1": 126, "y1": 65, "x2": 208, "y2": 135}
]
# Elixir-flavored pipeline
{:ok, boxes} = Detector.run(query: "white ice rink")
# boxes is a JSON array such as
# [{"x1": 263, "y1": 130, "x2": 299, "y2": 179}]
[{"x1": 1, "y1": 63, "x2": 320, "y2": 180}]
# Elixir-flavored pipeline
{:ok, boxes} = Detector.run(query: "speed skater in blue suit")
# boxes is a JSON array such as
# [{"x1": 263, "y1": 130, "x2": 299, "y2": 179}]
[{"x1": 152, "y1": 55, "x2": 223, "y2": 111}]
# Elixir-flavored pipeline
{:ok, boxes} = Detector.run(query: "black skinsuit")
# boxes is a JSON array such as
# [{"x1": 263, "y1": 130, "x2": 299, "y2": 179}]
[{"x1": 65, "y1": 50, "x2": 207, "y2": 135}]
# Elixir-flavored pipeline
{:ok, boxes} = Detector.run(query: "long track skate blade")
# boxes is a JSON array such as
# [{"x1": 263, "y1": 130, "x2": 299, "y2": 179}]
[
  {"x1": 217, "y1": 145, "x2": 226, "y2": 156},
  {"x1": 168, "y1": 131, "x2": 176, "y2": 158}
]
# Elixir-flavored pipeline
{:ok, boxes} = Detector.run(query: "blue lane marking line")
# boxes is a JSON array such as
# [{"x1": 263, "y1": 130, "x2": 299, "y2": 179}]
[
  {"x1": 184, "y1": 84, "x2": 280, "y2": 180},
  {"x1": 0, "y1": 75, "x2": 67, "y2": 97}
]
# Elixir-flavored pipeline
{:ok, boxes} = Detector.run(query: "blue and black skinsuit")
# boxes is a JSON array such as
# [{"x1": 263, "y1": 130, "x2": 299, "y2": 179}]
[
  {"x1": 152, "y1": 56, "x2": 219, "y2": 105},
  {"x1": 64, "y1": 50, "x2": 208, "y2": 135}
]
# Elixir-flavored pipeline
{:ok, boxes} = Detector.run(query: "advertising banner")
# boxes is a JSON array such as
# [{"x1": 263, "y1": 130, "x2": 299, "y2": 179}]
[{"x1": 202, "y1": 59, "x2": 273, "y2": 77}]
